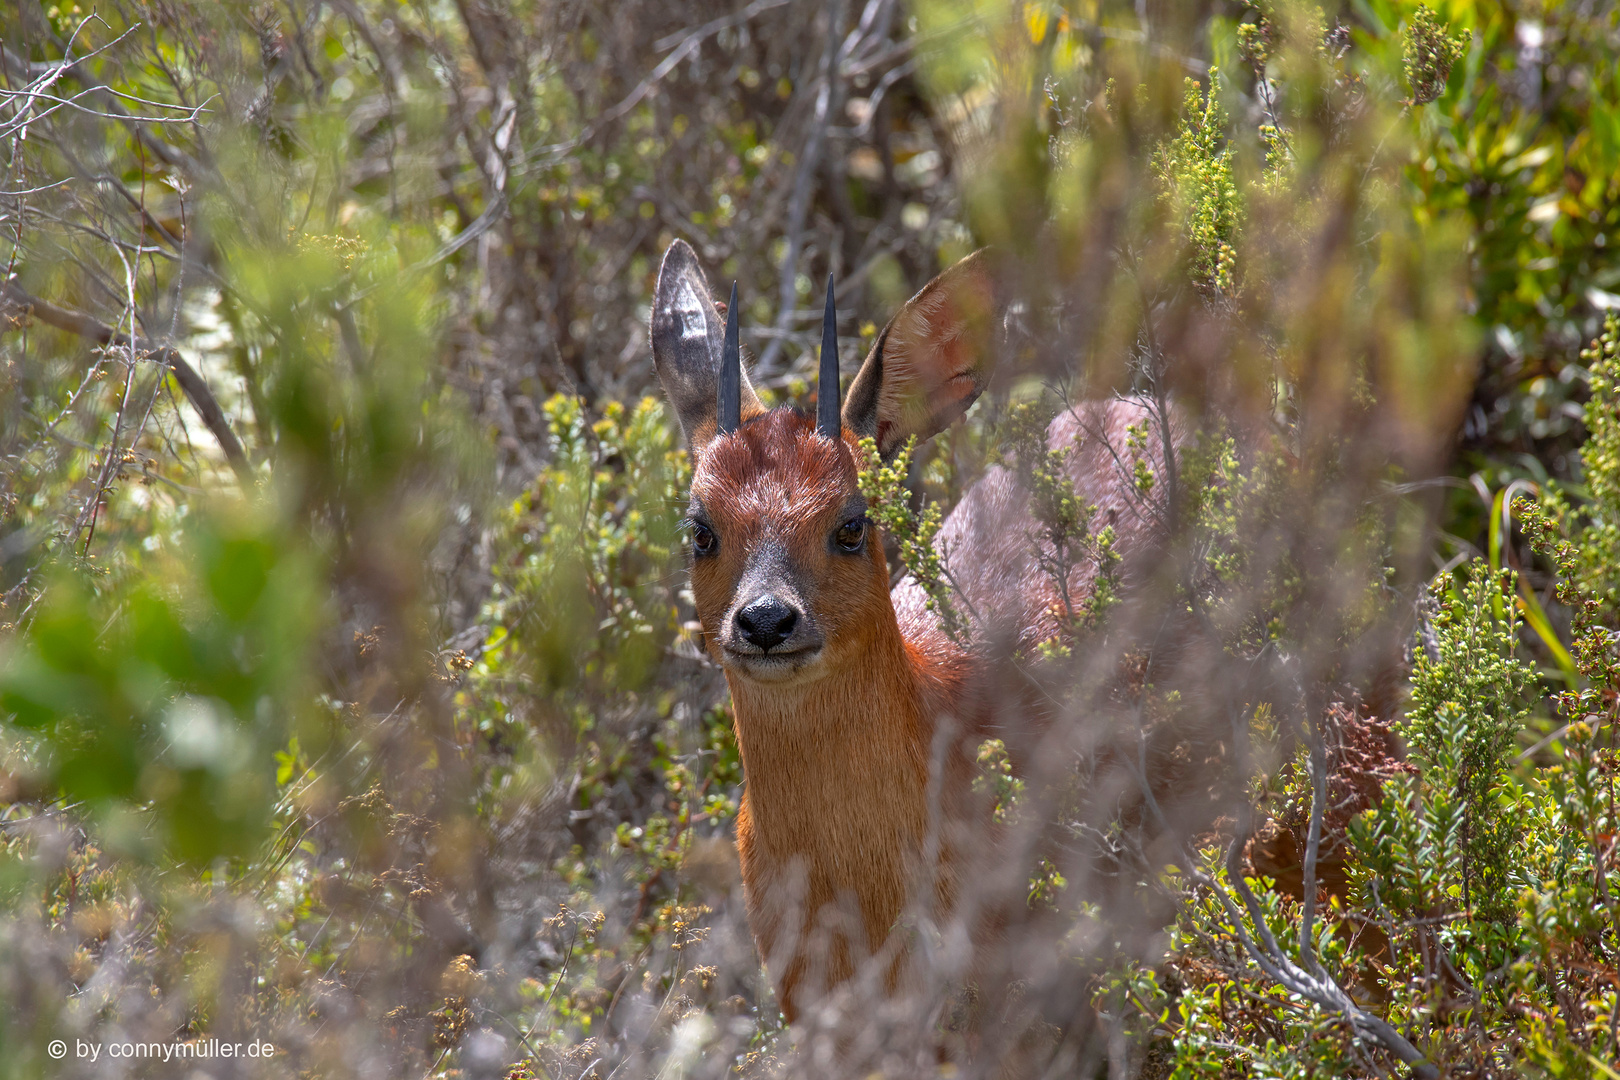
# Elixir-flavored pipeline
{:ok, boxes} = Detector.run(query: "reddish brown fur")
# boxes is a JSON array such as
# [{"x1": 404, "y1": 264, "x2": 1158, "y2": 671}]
[
  {"x1": 654, "y1": 242, "x2": 1180, "y2": 1023},
  {"x1": 893, "y1": 399, "x2": 1180, "y2": 664},
  {"x1": 688, "y1": 410, "x2": 981, "y2": 1018},
  {"x1": 687, "y1": 404, "x2": 1180, "y2": 1023}
]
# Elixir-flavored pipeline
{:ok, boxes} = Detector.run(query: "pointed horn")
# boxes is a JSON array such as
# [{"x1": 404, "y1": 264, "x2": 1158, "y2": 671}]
[
  {"x1": 816, "y1": 274, "x2": 840, "y2": 440},
  {"x1": 718, "y1": 281, "x2": 741, "y2": 435}
]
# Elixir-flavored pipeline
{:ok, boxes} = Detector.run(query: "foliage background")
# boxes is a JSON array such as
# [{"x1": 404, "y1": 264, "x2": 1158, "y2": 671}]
[{"x1": 0, "y1": 0, "x2": 1617, "y2": 1077}]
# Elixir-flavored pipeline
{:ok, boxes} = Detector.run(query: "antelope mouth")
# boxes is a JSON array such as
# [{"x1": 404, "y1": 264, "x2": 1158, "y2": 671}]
[{"x1": 721, "y1": 644, "x2": 826, "y2": 683}]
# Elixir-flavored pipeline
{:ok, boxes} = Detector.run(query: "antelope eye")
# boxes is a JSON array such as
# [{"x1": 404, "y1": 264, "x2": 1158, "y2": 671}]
[
  {"x1": 834, "y1": 517, "x2": 867, "y2": 553},
  {"x1": 689, "y1": 521, "x2": 717, "y2": 556}
]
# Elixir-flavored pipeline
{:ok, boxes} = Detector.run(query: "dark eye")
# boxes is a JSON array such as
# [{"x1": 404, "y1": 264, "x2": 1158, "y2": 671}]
[
  {"x1": 689, "y1": 521, "x2": 717, "y2": 556},
  {"x1": 834, "y1": 517, "x2": 867, "y2": 553}
]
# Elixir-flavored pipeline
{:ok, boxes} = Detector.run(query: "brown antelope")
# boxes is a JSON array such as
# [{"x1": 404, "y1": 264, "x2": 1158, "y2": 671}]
[{"x1": 649, "y1": 240, "x2": 1174, "y2": 1021}]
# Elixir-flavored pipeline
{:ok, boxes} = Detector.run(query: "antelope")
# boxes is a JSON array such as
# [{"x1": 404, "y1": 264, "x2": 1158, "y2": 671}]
[{"x1": 649, "y1": 239, "x2": 1174, "y2": 1021}]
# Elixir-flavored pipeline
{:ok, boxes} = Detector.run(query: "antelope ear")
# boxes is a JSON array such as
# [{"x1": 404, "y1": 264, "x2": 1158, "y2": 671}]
[
  {"x1": 650, "y1": 240, "x2": 763, "y2": 451},
  {"x1": 842, "y1": 248, "x2": 1004, "y2": 458}
]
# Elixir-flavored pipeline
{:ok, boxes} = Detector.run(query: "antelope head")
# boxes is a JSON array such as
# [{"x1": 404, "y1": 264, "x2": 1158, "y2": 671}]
[{"x1": 649, "y1": 240, "x2": 1002, "y2": 689}]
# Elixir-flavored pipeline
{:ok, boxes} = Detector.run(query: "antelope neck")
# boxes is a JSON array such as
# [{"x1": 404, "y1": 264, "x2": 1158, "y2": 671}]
[
  {"x1": 727, "y1": 601, "x2": 932, "y2": 876},
  {"x1": 720, "y1": 543, "x2": 981, "y2": 993}
]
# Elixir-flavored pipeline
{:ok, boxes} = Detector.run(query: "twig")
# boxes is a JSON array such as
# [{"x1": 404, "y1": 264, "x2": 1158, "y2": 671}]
[
  {"x1": 838, "y1": 0, "x2": 899, "y2": 72},
  {"x1": 1072, "y1": 402, "x2": 1171, "y2": 533},
  {"x1": 521, "y1": 0, "x2": 794, "y2": 171},
  {"x1": 1, "y1": 282, "x2": 253, "y2": 484},
  {"x1": 0, "y1": 178, "x2": 75, "y2": 196},
  {"x1": 757, "y1": 0, "x2": 846, "y2": 376},
  {"x1": 1182, "y1": 715, "x2": 1438, "y2": 1078},
  {"x1": 1297, "y1": 677, "x2": 1331, "y2": 984},
  {"x1": 0, "y1": 27, "x2": 207, "y2": 178},
  {"x1": 0, "y1": 86, "x2": 213, "y2": 139},
  {"x1": 650, "y1": 0, "x2": 795, "y2": 51},
  {"x1": 74, "y1": 248, "x2": 141, "y2": 554},
  {"x1": 848, "y1": 57, "x2": 915, "y2": 138},
  {"x1": 1145, "y1": 588, "x2": 1438, "y2": 1076}
]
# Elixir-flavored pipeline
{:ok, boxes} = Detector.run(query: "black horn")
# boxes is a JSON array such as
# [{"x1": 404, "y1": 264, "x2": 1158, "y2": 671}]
[
  {"x1": 718, "y1": 281, "x2": 741, "y2": 435},
  {"x1": 816, "y1": 274, "x2": 839, "y2": 440}
]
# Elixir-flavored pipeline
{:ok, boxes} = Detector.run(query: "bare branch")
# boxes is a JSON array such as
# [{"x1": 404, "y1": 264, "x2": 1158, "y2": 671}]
[
  {"x1": 1179, "y1": 737, "x2": 1439, "y2": 1078},
  {"x1": 2, "y1": 281, "x2": 253, "y2": 485},
  {"x1": 523, "y1": 0, "x2": 795, "y2": 170},
  {"x1": 757, "y1": 0, "x2": 846, "y2": 376}
]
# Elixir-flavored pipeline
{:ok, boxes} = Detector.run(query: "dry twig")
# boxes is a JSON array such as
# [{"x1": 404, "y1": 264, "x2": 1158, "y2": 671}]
[{"x1": 1, "y1": 281, "x2": 253, "y2": 484}]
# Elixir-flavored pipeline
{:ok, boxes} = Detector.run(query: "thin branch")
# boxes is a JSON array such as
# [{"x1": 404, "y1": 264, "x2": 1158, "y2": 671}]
[
  {"x1": 1148, "y1": 591, "x2": 1438, "y2": 1077},
  {"x1": 2, "y1": 282, "x2": 253, "y2": 484},
  {"x1": 75, "y1": 248, "x2": 142, "y2": 553},
  {"x1": 0, "y1": 178, "x2": 75, "y2": 196},
  {"x1": 0, "y1": 86, "x2": 213, "y2": 140},
  {"x1": 0, "y1": 38, "x2": 210, "y2": 178},
  {"x1": 1184, "y1": 739, "x2": 1438, "y2": 1077},
  {"x1": 1073, "y1": 402, "x2": 1171, "y2": 532},
  {"x1": 1297, "y1": 677, "x2": 1332, "y2": 984},
  {"x1": 757, "y1": 0, "x2": 846, "y2": 376},
  {"x1": 521, "y1": 0, "x2": 794, "y2": 170}
]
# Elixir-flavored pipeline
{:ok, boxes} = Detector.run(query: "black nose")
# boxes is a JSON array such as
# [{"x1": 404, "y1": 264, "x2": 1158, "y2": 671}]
[{"x1": 735, "y1": 596, "x2": 798, "y2": 651}]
